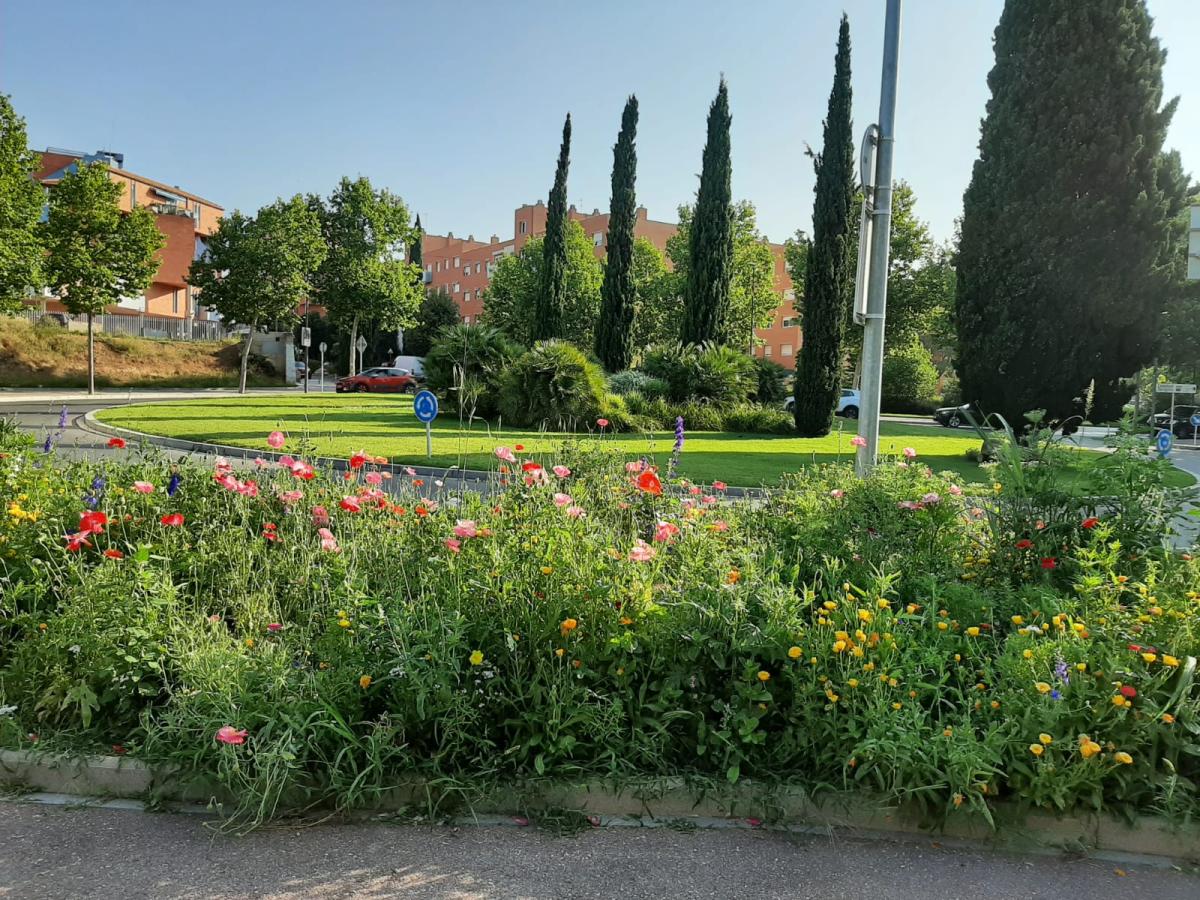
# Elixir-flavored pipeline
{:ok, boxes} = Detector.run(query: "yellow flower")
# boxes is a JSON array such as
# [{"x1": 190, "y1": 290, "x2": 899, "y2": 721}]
[
  {"x1": 359, "y1": 674, "x2": 372, "y2": 689},
  {"x1": 757, "y1": 670, "x2": 771, "y2": 682},
  {"x1": 952, "y1": 792, "x2": 964, "y2": 807},
  {"x1": 1011, "y1": 615, "x2": 1024, "y2": 625},
  {"x1": 555, "y1": 648, "x2": 565, "y2": 657},
  {"x1": 936, "y1": 621, "x2": 949, "y2": 631},
  {"x1": 1141, "y1": 652, "x2": 1157, "y2": 663},
  {"x1": 954, "y1": 654, "x2": 961, "y2": 662},
  {"x1": 832, "y1": 640, "x2": 847, "y2": 653},
  {"x1": 1111, "y1": 695, "x2": 1127, "y2": 707},
  {"x1": 906, "y1": 603, "x2": 918, "y2": 615},
  {"x1": 1113, "y1": 751, "x2": 1133, "y2": 765},
  {"x1": 1035, "y1": 682, "x2": 1051, "y2": 694},
  {"x1": 787, "y1": 646, "x2": 802, "y2": 660},
  {"x1": 338, "y1": 618, "x2": 351, "y2": 628},
  {"x1": 1075, "y1": 663, "x2": 1086, "y2": 672},
  {"x1": 1163, "y1": 655, "x2": 1179, "y2": 667},
  {"x1": 863, "y1": 661, "x2": 875, "y2": 672},
  {"x1": 990, "y1": 700, "x2": 1000, "y2": 709},
  {"x1": 244, "y1": 638, "x2": 255, "y2": 649},
  {"x1": 1022, "y1": 649, "x2": 1033, "y2": 659},
  {"x1": 858, "y1": 609, "x2": 872, "y2": 623},
  {"x1": 892, "y1": 702, "x2": 902, "y2": 710},
  {"x1": 943, "y1": 727, "x2": 953, "y2": 737},
  {"x1": 560, "y1": 617, "x2": 578, "y2": 635},
  {"x1": 318, "y1": 661, "x2": 329, "y2": 670},
  {"x1": 1029, "y1": 744, "x2": 1044, "y2": 757},
  {"x1": 992, "y1": 482, "x2": 1002, "y2": 493},
  {"x1": 822, "y1": 600, "x2": 837, "y2": 611},
  {"x1": 825, "y1": 690, "x2": 839, "y2": 703},
  {"x1": 852, "y1": 646, "x2": 864, "y2": 658},
  {"x1": 966, "y1": 626, "x2": 980, "y2": 637},
  {"x1": 1079, "y1": 738, "x2": 1101, "y2": 759},
  {"x1": 876, "y1": 598, "x2": 890, "y2": 610},
  {"x1": 847, "y1": 678, "x2": 859, "y2": 688},
  {"x1": 541, "y1": 566, "x2": 553, "y2": 575},
  {"x1": 1162, "y1": 713, "x2": 1175, "y2": 724},
  {"x1": 469, "y1": 650, "x2": 484, "y2": 666},
  {"x1": 1149, "y1": 606, "x2": 1162, "y2": 617},
  {"x1": 620, "y1": 616, "x2": 633, "y2": 626},
  {"x1": 1039, "y1": 733, "x2": 1053, "y2": 745}
]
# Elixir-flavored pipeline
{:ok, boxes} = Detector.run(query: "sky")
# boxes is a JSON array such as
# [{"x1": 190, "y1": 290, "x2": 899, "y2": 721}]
[{"x1": 2, "y1": 0, "x2": 1197, "y2": 246}]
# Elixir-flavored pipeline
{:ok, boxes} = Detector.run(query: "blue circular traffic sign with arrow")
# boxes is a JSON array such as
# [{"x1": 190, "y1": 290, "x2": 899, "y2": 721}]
[
  {"x1": 1156, "y1": 429, "x2": 1173, "y2": 457},
  {"x1": 412, "y1": 390, "x2": 439, "y2": 423},
  {"x1": 1191, "y1": 413, "x2": 1200, "y2": 428}
]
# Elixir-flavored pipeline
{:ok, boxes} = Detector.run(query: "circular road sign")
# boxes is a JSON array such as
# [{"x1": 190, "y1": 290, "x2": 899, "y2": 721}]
[
  {"x1": 1191, "y1": 413, "x2": 1200, "y2": 428},
  {"x1": 1156, "y1": 429, "x2": 1173, "y2": 457},
  {"x1": 413, "y1": 390, "x2": 439, "y2": 424}
]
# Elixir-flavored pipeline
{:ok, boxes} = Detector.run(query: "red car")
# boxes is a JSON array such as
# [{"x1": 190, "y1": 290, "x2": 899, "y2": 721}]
[{"x1": 335, "y1": 367, "x2": 420, "y2": 394}]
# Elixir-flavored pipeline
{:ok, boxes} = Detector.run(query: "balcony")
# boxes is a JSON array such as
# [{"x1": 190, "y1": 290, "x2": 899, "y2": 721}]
[{"x1": 148, "y1": 202, "x2": 195, "y2": 219}]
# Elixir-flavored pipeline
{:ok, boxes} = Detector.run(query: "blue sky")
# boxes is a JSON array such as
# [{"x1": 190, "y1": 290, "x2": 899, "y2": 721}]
[{"x1": 2, "y1": 0, "x2": 1197, "y2": 245}]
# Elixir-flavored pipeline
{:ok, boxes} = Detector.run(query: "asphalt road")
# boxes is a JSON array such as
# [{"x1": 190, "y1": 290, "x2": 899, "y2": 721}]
[{"x1": 0, "y1": 804, "x2": 1195, "y2": 900}]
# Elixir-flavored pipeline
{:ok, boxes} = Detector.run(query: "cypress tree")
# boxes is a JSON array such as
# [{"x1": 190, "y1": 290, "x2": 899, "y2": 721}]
[
  {"x1": 595, "y1": 95, "x2": 639, "y2": 371},
  {"x1": 410, "y1": 213, "x2": 423, "y2": 269},
  {"x1": 793, "y1": 16, "x2": 854, "y2": 437},
  {"x1": 536, "y1": 114, "x2": 571, "y2": 341},
  {"x1": 955, "y1": 0, "x2": 1186, "y2": 426},
  {"x1": 680, "y1": 79, "x2": 733, "y2": 346}
]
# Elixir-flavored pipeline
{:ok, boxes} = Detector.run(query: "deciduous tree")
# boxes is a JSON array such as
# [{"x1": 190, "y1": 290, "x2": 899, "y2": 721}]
[{"x1": 0, "y1": 95, "x2": 44, "y2": 313}]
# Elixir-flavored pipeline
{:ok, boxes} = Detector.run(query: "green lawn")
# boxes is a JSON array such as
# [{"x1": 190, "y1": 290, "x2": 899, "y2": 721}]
[{"x1": 95, "y1": 395, "x2": 1178, "y2": 489}]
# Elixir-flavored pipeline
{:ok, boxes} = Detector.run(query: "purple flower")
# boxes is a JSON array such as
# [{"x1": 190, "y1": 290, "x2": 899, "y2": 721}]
[
  {"x1": 1054, "y1": 660, "x2": 1070, "y2": 685},
  {"x1": 42, "y1": 434, "x2": 54, "y2": 453},
  {"x1": 673, "y1": 416, "x2": 685, "y2": 453},
  {"x1": 167, "y1": 473, "x2": 182, "y2": 497},
  {"x1": 58, "y1": 406, "x2": 69, "y2": 429},
  {"x1": 1050, "y1": 690, "x2": 1062, "y2": 701}
]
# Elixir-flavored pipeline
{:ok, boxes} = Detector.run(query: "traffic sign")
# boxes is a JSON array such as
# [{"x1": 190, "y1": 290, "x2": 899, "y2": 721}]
[
  {"x1": 356, "y1": 335, "x2": 368, "y2": 353},
  {"x1": 412, "y1": 390, "x2": 439, "y2": 423},
  {"x1": 1155, "y1": 383, "x2": 1196, "y2": 395},
  {"x1": 1156, "y1": 429, "x2": 1173, "y2": 457},
  {"x1": 300, "y1": 327, "x2": 311, "y2": 348},
  {"x1": 1191, "y1": 414, "x2": 1200, "y2": 428},
  {"x1": 319, "y1": 341, "x2": 327, "y2": 353}
]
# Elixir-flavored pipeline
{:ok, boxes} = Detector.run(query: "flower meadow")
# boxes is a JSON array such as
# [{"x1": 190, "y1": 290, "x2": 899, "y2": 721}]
[{"x1": 0, "y1": 419, "x2": 1197, "y2": 829}]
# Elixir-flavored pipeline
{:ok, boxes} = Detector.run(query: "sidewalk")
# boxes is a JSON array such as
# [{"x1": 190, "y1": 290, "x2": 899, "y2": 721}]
[
  {"x1": 1, "y1": 803, "x2": 1195, "y2": 900},
  {"x1": 0, "y1": 385, "x2": 334, "y2": 403}
]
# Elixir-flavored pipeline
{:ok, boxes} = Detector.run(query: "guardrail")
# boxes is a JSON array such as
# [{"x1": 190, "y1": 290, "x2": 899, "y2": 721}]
[{"x1": 23, "y1": 311, "x2": 228, "y2": 342}]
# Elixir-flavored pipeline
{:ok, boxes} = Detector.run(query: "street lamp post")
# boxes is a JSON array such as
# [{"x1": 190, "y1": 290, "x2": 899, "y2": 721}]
[{"x1": 855, "y1": 0, "x2": 903, "y2": 476}]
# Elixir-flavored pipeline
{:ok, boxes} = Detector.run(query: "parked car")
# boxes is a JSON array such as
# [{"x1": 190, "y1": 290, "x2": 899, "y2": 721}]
[
  {"x1": 783, "y1": 388, "x2": 860, "y2": 418},
  {"x1": 335, "y1": 367, "x2": 420, "y2": 394},
  {"x1": 934, "y1": 403, "x2": 976, "y2": 428},
  {"x1": 1148, "y1": 406, "x2": 1200, "y2": 438},
  {"x1": 392, "y1": 355, "x2": 426, "y2": 378}
]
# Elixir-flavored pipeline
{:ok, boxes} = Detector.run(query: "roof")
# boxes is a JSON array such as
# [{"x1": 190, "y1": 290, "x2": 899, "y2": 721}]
[{"x1": 37, "y1": 149, "x2": 223, "y2": 209}]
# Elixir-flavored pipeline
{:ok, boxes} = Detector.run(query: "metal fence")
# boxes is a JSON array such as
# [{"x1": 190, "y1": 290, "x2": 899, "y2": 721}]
[{"x1": 24, "y1": 311, "x2": 229, "y2": 342}]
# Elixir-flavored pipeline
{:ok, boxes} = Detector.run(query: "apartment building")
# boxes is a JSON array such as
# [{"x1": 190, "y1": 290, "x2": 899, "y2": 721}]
[
  {"x1": 32, "y1": 148, "x2": 223, "y2": 321},
  {"x1": 421, "y1": 201, "x2": 802, "y2": 367}
]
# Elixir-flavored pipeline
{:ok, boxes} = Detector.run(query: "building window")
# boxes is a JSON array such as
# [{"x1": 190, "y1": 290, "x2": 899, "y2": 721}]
[
  {"x1": 784, "y1": 289, "x2": 796, "y2": 301},
  {"x1": 781, "y1": 343, "x2": 794, "y2": 357},
  {"x1": 593, "y1": 232, "x2": 603, "y2": 247},
  {"x1": 172, "y1": 289, "x2": 180, "y2": 314},
  {"x1": 453, "y1": 283, "x2": 460, "y2": 293},
  {"x1": 475, "y1": 262, "x2": 481, "y2": 274},
  {"x1": 130, "y1": 181, "x2": 137, "y2": 207},
  {"x1": 782, "y1": 316, "x2": 800, "y2": 328},
  {"x1": 462, "y1": 315, "x2": 471, "y2": 324},
  {"x1": 436, "y1": 261, "x2": 441, "y2": 272},
  {"x1": 764, "y1": 346, "x2": 773, "y2": 358},
  {"x1": 454, "y1": 256, "x2": 460, "y2": 267},
  {"x1": 426, "y1": 264, "x2": 432, "y2": 272},
  {"x1": 519, "y1": 221, "x2": 527, "y2": 235},
  {"x1": 464, "y1": 291, "x2": 471, "y2": 303}
]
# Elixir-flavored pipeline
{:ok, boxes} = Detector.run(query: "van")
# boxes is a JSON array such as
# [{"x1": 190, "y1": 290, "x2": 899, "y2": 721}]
[{"x1": 392, "y1": 355, "x2": 426, "y2": 378}]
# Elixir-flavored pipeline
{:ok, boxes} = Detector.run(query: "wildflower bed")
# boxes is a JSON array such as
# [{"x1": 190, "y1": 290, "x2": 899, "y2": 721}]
[{"x1": 0, "y1": 420, "x2": 1197, "y2": 830}]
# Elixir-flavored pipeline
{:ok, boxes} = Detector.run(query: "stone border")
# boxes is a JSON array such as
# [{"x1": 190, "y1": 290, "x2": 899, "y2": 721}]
[
  {"x1": 2, "y1": 749, "x2": 1196, "y2": 863},
  {"x1": 80, "y1": 405, "x2": 759, "y2": 497}
]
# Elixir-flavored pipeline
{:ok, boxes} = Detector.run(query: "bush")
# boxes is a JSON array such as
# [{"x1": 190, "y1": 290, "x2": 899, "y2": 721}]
[
  {"x1": 424, "y1": 324, "x2": 521, "y2": 418},
  {"x1": 639, "y1": 343, "x2": 756, "y2": 406},
  {"x1": 881, "y1": 341, "x2": 940, "y2": 413},
  {"x1": 720, "y1": 403, "x2": 795, "y2": 435},
  {"x1": 497, "y1": 340, "x2": 611, "y2": 429},
  {"x1": 607, "y1": 370, "x2": 669, "y2": 399},
  {"x1": 752, "y1": 358, "x2": 791, "y2": 404}
]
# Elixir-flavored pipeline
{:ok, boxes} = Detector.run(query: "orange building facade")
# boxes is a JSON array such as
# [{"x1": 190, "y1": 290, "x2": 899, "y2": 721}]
[
  {"x1": 421, "y1": 201, "x2": 802, "y2": 367},
  {"x1": 32, "y1": 148, "x2": 223, "y2": 320}
]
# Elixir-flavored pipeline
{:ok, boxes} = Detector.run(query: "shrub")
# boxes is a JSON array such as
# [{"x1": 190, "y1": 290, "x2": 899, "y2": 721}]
[
  {"x1": 752, "y1": 358, "x2": 791, "y2": 404},
  {"x1": 607, "y1": 370, "x2": 669, "y2": 399},
  {"x1": 424, "y1": 324, "x2": 521, "y2": 418},
  {"x1": 497, "y1": 340, "x2": 611, "y2": 429},
  {"x1": 639, "y1": 343, "x2": 756, "y2": 405},
  {"x1": 881, "y1": 341, "x2": 940, "y2": 413},
  {"x1": 721, "y1": 403, "x2": 795, "y2": 435}
]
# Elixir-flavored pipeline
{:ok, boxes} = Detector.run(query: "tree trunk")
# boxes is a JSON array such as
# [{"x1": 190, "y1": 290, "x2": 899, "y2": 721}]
[
  {"x1": 87, "y1": 312, "x2": 95, "y2": 395},
  {"x1": 348, "y1": 313, "x2": 360, "y2": 376},
  {"x1": 239, "y1": 319, "x2": 256, "y2": 394}
]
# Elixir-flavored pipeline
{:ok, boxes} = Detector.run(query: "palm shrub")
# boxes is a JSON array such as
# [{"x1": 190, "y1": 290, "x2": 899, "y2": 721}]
[
  {"x1": 752, "y1": 358, "x2": 791, "y2": 404},
  {"x1": 640, "y1": 343, "x2": 755, "y2": 405},
  {"x1": 424, "y1": 324, "x2": 521, "y2": 418},
  {"x1": 497, "y1": 340, "x2": 611, "y2": 429},
  {"x1": 607, "y1": 370, "x2": 668, "y2": 399}
]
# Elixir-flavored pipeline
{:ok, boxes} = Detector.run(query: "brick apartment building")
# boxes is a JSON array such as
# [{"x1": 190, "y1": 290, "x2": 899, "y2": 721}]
[
  {"x1": 421, "y1": 201, "x2": 803, "y2": 367},
  {"x1": 31, "y1": 148, "x2": 223, "y2": 321}
]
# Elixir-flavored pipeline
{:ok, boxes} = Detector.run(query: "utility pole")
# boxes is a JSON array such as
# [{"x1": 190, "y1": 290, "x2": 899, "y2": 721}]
[{"x1": 856, "y1": 0, "x2": 903, "y2": 476}]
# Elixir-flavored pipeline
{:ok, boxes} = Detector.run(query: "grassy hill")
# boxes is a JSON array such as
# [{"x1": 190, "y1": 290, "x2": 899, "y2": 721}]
[{"x1": 0, "y1": 316, "x2": 283, "y2": 389}]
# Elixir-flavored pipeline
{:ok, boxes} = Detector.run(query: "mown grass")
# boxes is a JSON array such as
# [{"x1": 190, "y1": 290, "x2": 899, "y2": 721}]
[{"x1": 94, "y1": 395, "x2": 1184, "y2": 489}]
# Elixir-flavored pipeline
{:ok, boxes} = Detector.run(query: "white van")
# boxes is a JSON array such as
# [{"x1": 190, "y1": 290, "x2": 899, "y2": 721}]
[{"x1": 392, "y1": 355, "x2": 426, "y2": 378}]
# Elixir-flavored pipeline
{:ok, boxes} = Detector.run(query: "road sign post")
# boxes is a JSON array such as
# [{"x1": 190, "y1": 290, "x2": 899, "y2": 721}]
[
  {"x1": 412, "y1": 389, "x2": 439, "y2": 458},
  {"x1": 1191, "y1": 412, "x2": 1200, "y2": 447},
  {"x1": 1156, "y1": 429, "x2": 1173, "y2": 459},
  {"x1": 319, "y1": 341, "x2": 327, "y2": 393},
  {"x1": 300, "y1": 327, "x2": 311, "y2": 395},
  {"x1": 355, "y1": 335, "x2": 368, "y2": 376}
]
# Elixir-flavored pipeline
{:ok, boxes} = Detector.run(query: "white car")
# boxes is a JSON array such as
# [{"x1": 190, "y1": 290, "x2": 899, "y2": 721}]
[{"x1": 784, "y1": 388, "x2": 860, "y2": 419}]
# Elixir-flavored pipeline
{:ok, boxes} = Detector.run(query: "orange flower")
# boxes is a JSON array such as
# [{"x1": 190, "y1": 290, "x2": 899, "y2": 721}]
[
  {"x1": 726, "y1": 570, "x2": 741, "y2": 584},
  {"x1": 359, "y1": 674, "x2": 372, "y2": 689}
]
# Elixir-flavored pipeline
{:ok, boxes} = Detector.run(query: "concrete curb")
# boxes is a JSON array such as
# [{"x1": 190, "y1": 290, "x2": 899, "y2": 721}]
[
  {"x1": 80, "y1": 405, "x2": 762, "y2": 498},
  {"x1": 3, "y1": 750, "x2": 1196, "y2": 862}
]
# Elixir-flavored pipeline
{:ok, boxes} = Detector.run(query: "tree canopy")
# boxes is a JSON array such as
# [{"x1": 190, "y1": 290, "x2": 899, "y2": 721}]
[{"x1": 0, "y1": 94, "x2": 44, "y2": 313}]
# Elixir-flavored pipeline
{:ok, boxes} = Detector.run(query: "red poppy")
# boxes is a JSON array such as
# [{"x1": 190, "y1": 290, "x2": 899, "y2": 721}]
[
  {"x1": 514, "y1": 444, "x2": 525, "y2": 451},
  {"x1": 636, "y1": 469, "x2": 663, "y2": 496},
  {"x1": 103, "y1": 548, "x2": 124, "y2": 560},
  {"x1": 413, "y1": 479, "x2": 425, "y2": 487},
  {"x1": 415, "y1": 506, "x2": 429, "y2": 517},
  {"x1": 1040, "y1": 557, "x2": 1057, "y2": 570},
  {"x1": 339, "y1": 496, "x2": 362, "y2": 513},
  {"x1": 522, "y1": 461, "x2": 542, "y2": 473},
  {"x1": 349, "y1": 452, "x2": 368, "y2": 470},
  {"x1": 111, "y1": 744, "x2": 126, "y2": 755},
  {"x1": 1081, "y1": 517, "x2": 1100, "y2": 529},
  {"x1": 1120, "y1": 685, "x2": 1137, "y2": 699},
  {"x1": 1015, "y1": 539, "x2": 1033, "y2": 550},
  {"x1": 79, "y1": 510, "x2": 109, "y2": 535},
  {"x1": 160, "y1": 513, "x2": 185, "y2": 527},
  {"x1": 64, "y1": 532, "x2": 92, "y2": 552},
  {"x1": 106, "y1": 437, "x2": 126, "y2": 449}
]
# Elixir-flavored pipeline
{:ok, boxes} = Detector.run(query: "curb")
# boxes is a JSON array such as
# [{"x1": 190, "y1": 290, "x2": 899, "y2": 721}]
[
  {"x1": 2, "y1": 750, "x2": 1197, "y2": 863},
  {"x1": 79, "y1": 405, "x2": 762, "y2": 498}
]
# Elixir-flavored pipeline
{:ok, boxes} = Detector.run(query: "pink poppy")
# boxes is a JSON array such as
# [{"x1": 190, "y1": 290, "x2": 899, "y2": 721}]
[
  {"x1": 702, "y1": 495, "x2": 717, "y2": 505},
  {"x1": 494, "y1": 446, "x2": 517, "y2": 463},
  {"x1": 553, "y1": 465, "x2": 571, "y2": 478},
  {"x1": 267, "y1": 623, "x2": 282, "y2": 633},
  {"x1": 453, "y1": 519, "x2": 478, "y2": 539},
  {"x1": 421, "y1": 498, "x2": 440, "y2": 512},
  {"x1": 565, "y1": 505, "x2": 585, "y2": 519},
  {"x1": 237, "y1": 480, "x2": 259, "y2": 498},
  {"x1": 317, "y1": 527, "x2": 340, "y2": 553},
  {"x1": 404, "y1": 466, "x2": 417, "y2": 476},
  {"x1": 902, "y1": 447, "x2": 917, "y2": 459},
  {"x1": 897, "y1": 500, "x2": 923, "y2": 511},
  {"x1": 253, "y1": 458, "x2": 268, "y2": 468},
  {"x1": 279, "y1": 455, "x2": 295, "y2": 467},
  {"x1": 654, "y1": 521, "x2": 680, "y2": 543},
  {"x1": 132, "y1": 481, "x2": 154, "y2": 494},
  {"x1": 64, "y1": 532, "x2": 92, "y2": 552},
  {"x1": 214, "y1": 456, "x2": 233, "y2": 475},
  {"x1": 850, "y1": 435, "x2": 867, "y2": 448},
  {"x1": 291, "y1": 461, "x2": 315, "y2": 480},
  {"x1": 339, "y1": 496, "x2": 362, "y2": 513},
  {"x1": 214, "y1": 472, "x2": 239, "y2": 492},
  {"x1": 444, "y1": 538, "x2": 462, "y2": 554},
  {"x1": 625, "y1": 460, "x2": 646, "y2": 473},
  {"x1": 524, "y1": 469, "x2": 550, "y2": 487},
  {"x1": 215, "y1": 726, "x2": 248, "y2": 745},
  {"x1": 921, "y1": 492, "x2": 941, "y2": 505},
  {"x1": 830, "y1": 489, "x2": 844, "y2": 499},
  {"x1": 688, "y1": 485, "x2": 702, "y2": 495},
  {"x1": 160, "y1": 513, "x2": 185, "y2": 527},
  {"x1": 278, "y1": 489, "x2": 304, "y2": 505},
  {"x1": 596, "y1": 418, "x2": 610, "y2": 429},
  {"x1": 628, "y1": 540, "x2": 657, "y2": 562},
  {"x1": 712, "y1": 481, "x2": 727, "y2": 491},
  {"x1": 311, "y1": 506, "x2": 330, "y2": 526},
  {"x1": 364, "y1": 472, "x2": 383, "y2": 485},
  {"x1": 267, "y1": 431, "x2": 286, "y2": 449},
  {"x1": 553, "y1": 493, "x2": 573, "y2": 508},
  {"x1": 948, "y1": 484, "x2": 963, "y2": 496},
  {"x1": 711, "y1": 520, "x2": 729, "y2": 532}
]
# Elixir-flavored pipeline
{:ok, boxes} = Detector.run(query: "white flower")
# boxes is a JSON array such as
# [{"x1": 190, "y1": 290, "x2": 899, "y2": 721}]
[
  {"x1": 0, "y1": 705, "x2": 17, "y2": 717},
  {"x1": 68, "y1": 644, "x2": 81, "y2": 655}
]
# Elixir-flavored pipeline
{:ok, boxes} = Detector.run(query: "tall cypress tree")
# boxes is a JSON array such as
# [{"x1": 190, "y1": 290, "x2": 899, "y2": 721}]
[
  {"x1": 536, "y1": 114, "x2": 571, "y2": 341},
  {"x1": 595, "y1": 95, "x2": 639, "y2": 371},
  {"x1": 793, "y1": 16, "x2": 854, "y2": 437},
  {"x1": 680, "y1": 79, "x2": 733, "y2": 346},
  {"x1": 410, "y1": 213, "x2": 423, "y2": 269},
  {"x1": 956, "y1": 0, "x2": 1186, "y2": 426}
]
